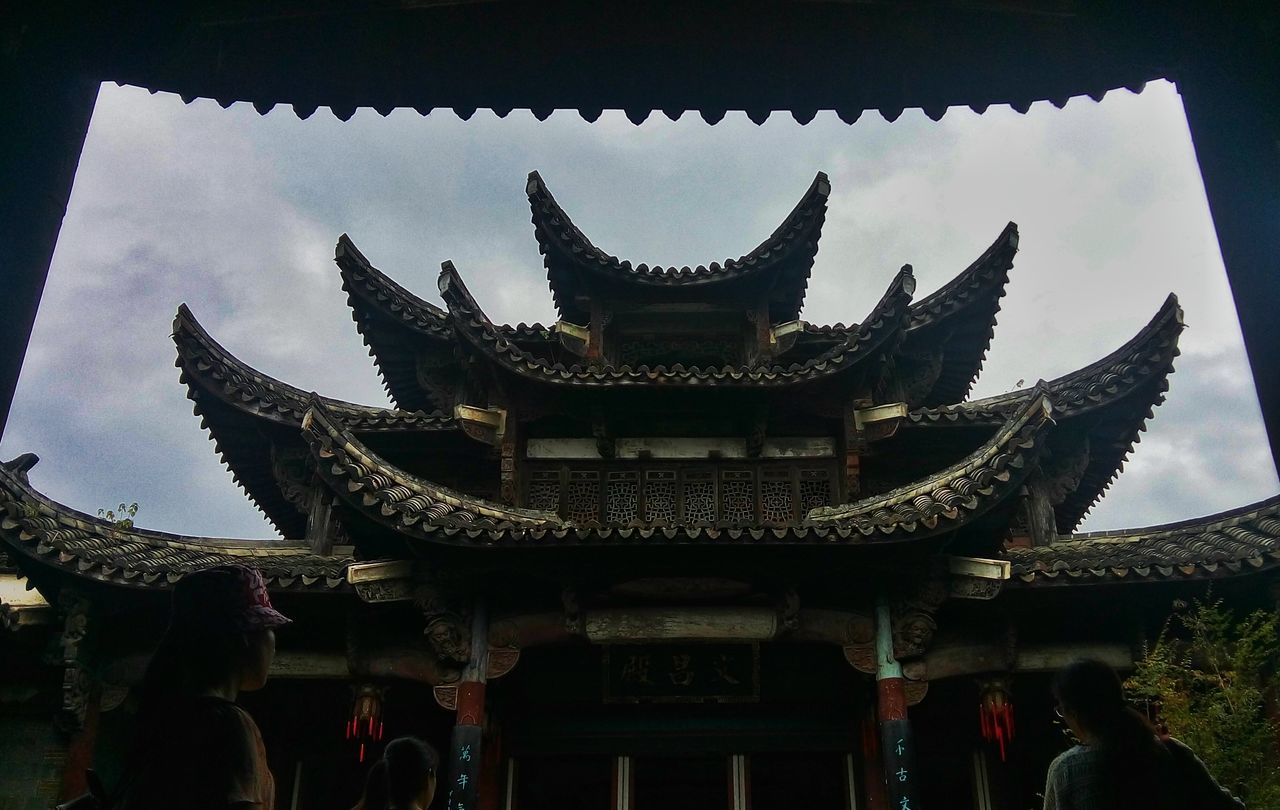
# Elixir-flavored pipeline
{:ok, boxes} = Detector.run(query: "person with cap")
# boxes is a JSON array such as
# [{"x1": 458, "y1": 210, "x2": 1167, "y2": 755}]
[{"x1": 115, "y1": 564, "x2": 290, "y2": 810}]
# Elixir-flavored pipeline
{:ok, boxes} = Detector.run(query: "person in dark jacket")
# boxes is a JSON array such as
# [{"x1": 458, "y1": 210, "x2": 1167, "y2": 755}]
[
  {"x1": 1043, "y1": 658, "x2": 1243, "y2": 810},
  {"x1": 118, "y1": 564, "x2": 289, "y2": 810},
  {"x1": 352, "y1": 737, "x2": 439, "y2": 810}
]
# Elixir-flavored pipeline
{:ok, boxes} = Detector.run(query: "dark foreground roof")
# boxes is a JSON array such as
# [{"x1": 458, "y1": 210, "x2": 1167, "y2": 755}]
[
  {"x1": 1007, "y1": 496, "x2": 1280, "y2": 587},
  {"x1": 0, "y1": 455, "x2": 351, "y2": 591},
  {"x1": 40, "y1": 2, "x2": 1181, "y2": 124}
]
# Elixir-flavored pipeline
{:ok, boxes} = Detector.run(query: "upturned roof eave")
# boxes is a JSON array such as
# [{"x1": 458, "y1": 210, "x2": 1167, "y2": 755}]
[
  {"x1": 528, "y1": 171, "x2": 829, "y2": 321},
  {"x1": 438, "y1": 259, "x2": 916, "y2": 388},
  {"x1": 0, "y1": 456, "x2": 352, "y2": 593},
  {"x1": 335, "y1": 234, "x2": 457, "y2": 411},
  {"x1": 173, "y1": 303, "x2": 460, "y2": 536},
  {"x1": 1003, "y1": 494, "x2": 1280, "y2": 587}
]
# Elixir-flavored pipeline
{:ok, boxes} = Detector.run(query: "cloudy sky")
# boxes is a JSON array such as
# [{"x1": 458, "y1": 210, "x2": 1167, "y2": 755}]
[{"x1": 3, "y1": 80, "x2": 1275, "y2": 540}]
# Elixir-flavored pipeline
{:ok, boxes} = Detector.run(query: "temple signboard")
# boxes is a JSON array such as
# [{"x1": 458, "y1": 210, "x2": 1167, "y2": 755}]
[{"x1": 603, "y1": 643, "x2": 760, "y2": 703}]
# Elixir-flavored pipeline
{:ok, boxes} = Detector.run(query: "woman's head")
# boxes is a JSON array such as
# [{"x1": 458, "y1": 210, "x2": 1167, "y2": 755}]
[
  {"x1": 1052, "y1": 657, "x2": 1159, "y2": 750},
  {"x1": 143, "y1": 565, "x2": 290, "y2": 698},
  {"x1": 358, "y1": 737, "x2": 439, "y2": 810}
]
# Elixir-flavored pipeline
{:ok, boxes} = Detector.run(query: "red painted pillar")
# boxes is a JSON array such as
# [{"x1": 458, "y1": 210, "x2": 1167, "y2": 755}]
[
  {"x1": 59, "y1": 682, "x2": 102, "y2": 801},
  {"x1": 876, "y1": 596, "x2": 919, "y2": 810},
  {"x1": 445, "y1": 601, "x2": 489, "y2": 810}
]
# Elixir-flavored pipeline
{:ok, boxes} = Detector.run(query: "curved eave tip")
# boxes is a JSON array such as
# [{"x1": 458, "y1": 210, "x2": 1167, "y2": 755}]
[
  {"x1": 813, "y1": 171, "x2": 831, "y2": 198},
  {"x1": 526, "y1": 171, "x2": 545, "y2": 196},
  {"x1": 1162, "y1": 292, "x2": 1184, "y2": 324},
  {"x1": 437, "y1": 260, "x2": 460, "y2": 294},
  {"x1": 2, "y1": 453, "x2": 39, "y2": 476},
  {"x1": 899, "y1": 264, "x2": 917, "y2": 296}
]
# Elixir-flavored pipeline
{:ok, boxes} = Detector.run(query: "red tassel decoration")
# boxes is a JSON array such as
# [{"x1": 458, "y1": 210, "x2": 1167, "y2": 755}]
[{"x1": 978, "y1": 678, "x2": 1015, "y2": 761}]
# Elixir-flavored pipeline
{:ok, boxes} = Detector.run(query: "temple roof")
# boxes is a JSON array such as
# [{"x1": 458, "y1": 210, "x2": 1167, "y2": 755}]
[
  {"x1": 0, "y1": 455, "x2": 351, "y2": 592},
  {"x1": 1006, "y1": 496, "x2": 1280, "y2": 587},
  {"x1": 302, "y1": 404, "x2": 565, "y2": 538},
  {"x1": 904, "y1": 294, "x2": 1183, "y2": 530},
  {"x1": 174, "y1": 304, "x2": 459, "y2": 536},
  {"x1": 807, "y1": 388, "x2": 1052, "y2": 536},
  {"x1": 303, "y1": 392, "x2": 1046, "y2": 546},
  {"x1": 336, "y1": 235, "x2": 455, "y2": 411},
  {"x1": 901, "y1": 222, "x2": 1017, "y2": 405},
  {"x1": 530, "y1": 172, "x2": 829, "y2": 323},
  {"x1": 439, "y1": 260, "x2": 916, "y2": 388},
  {"x1": 787, "y1": 223, "x2": 1017, "y2": 405}
]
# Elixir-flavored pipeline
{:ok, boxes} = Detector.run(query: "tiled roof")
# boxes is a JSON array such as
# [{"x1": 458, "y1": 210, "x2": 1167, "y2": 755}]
[
  {"x1": 174, "y1": 304, "x2": 457, "y2": 536},
  {"x1": 336, "y1": 235, "x2": 456, "y2": 411},
  {"x1": 303, "y1": 393, "x2": 1044, "y2": 546},
  {"x1": 905, "y1": 295, "x2": 1183, "y2": 531},
  {"x1": 439, "y1": 260, "x2": 916, "y2": 388},
  {"x1": 901, "y1": 223, "x2": 1018, "y2": 405},
  {"x1": 807, "y1": 388, "x2": 1053, "y2": 535},
  {"x1": 1006, "y1": 496, "x2": 1280, "y2": 586},
  {"x1": 529, "y1": 171, "x2": 828, "y2": 322},
  {"x1": 302, "y1": 404, "x2": 565, "y2": 538},
  {"x1": 0, "y1": 456, "x2": 351, "y2": 591}
]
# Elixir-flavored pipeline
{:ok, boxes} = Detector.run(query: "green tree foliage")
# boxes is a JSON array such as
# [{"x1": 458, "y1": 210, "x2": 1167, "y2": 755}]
[
  {"x1": 1126, "y1": 598, "x2": 1280, "y2": 807},
  {"x1": 97, "y1": 501, "x2": 139, "y2": 529}
]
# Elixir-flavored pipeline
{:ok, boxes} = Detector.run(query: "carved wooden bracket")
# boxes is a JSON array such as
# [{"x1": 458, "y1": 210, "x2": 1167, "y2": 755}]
[
  {"x1": 555, "y1": 320, "x2": 590, "y2": 357},
  {"x1": 947, "y1": 556, "x2": 1011, "y2": 601},
  {"x1": 453, "y1": 403, "x2": 508, "y2": 446}
]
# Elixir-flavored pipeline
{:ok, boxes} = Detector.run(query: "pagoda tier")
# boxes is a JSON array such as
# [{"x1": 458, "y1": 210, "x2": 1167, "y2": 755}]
[
  {"x1": 173, "y1": 305, "x2": 492, "y2": 538},
  {"x1": 438, "y1": 260, "x2": 916, "y2": 389},
  {"x1": 895, "y1": 294, "x2": 1183, "y2": 532},
  {"x1": 341, "y1": 175, "x2": 1015, "y2": 412},
  {"x1": 528, "y1": 171, "x2": 829, "y2": 324},
  {"x1": 0, "y1": 455, "x2": 350, "y2": 592},
  {"x1": 4, "y1": 448, "x2": 1276, "y2": 597},
  {"x1": 299, "y1": 390, "x2": 1049, "y2": 547}
]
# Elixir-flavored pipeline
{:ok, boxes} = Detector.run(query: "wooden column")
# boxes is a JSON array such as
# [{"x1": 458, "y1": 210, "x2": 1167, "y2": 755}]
[
  {"x1": 875, "y1": 596, "x2": 919, "y2": 810},
  {"x1": 446, "y1": 600, "x2": 489, "y2": 810},
  {"x1": 0, "y1": 46, "x2": 99, "y2": 440},
  {"x1": 59, "y1": 681, "x2": 102, "y2": 802}
]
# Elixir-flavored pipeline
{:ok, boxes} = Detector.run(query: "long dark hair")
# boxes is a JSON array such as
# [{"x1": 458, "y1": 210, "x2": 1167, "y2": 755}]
[
  {"x1": 1052, "y1": 659, "x2": 1171, "y2": 806},
  {"x1": 356, "y1": 737, "x2": 439, "y2": 810}
]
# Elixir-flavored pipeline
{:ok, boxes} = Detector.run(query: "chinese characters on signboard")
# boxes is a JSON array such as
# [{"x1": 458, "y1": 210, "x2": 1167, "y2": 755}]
[{"x1": 604, "y1": 644, "x2": 759, "y2": 703}]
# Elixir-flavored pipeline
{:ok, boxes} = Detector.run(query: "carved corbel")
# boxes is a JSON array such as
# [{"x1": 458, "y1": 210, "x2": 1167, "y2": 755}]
[
  {"x1": 416, "y1": 584, "x2": 473, "y2": 667},
  {"x1": 555, "y1": 320, "x2": 591, "y2": 357},
  {"x1": 898, "y1": 349, "x2": 945, "y2": 407},
  {"x1": 347, "y1": 560, "x2": 416, "y2": 603},
  {"x1": 454, "y1": 404, "x2": 507, "y2": 447},
  {"x1": 57, "y1": 590, "x2": 93, "y2": 732},
  {"x1": 768, "y1": 320, "x2": 805, "y2": 356},
  {"x1": 269, "y1": 444, "x2": 314, "y2": 514},
  {"x1": 948, "y1": 556, "x2": 1011, "y2": 601},
  {"x1": 591, "y1": 401, "x2": 615, "y2": 459}
]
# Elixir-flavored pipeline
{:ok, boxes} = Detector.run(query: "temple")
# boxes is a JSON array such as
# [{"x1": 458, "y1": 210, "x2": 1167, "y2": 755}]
[{"x1": 3, "y1": 172, "x2": 1277, "y2": 810}]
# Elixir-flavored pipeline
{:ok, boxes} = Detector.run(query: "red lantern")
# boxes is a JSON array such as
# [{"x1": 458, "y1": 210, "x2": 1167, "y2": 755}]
[
  {"x1": 346, "y1": 684, "x2": 386, "y2": 762},
  {"x1": 978, "y1": 677, "x2": 1015, "y2": 762}
]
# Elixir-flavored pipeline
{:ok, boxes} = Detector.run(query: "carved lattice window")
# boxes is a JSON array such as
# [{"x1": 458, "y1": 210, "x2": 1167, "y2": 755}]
[
  {"x1": 682, "y1": 471, "x2": 717, "y2": 524},
  {"x1": 606, "y1": 471, "x2": 640, "y2": 524},
  {"x1": 761, "y1": 470, "x2": 794, "y2": 524},
  {"x1": 721, "y1": 470, "x2": 755, "y2": 524},
  {"x1": 644, "y1": 470, "x2": 677, "y2": 523},
  {"x1": 799, "y1": 469, "x2": 833, "y2": 514},
  {"x1": 567, "y1": 471, "x2": 600, "y2": 524},
  {"x1": 528, "y1": 470, "x2": 560, "y2": 512}
]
